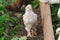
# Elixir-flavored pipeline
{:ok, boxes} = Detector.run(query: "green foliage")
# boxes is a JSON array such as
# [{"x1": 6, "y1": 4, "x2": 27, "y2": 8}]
[
  {"x1": 0, "y1": 37, "x2": 5, "y2": 40},
  {"x1": 50, "y1": 4, "x2": 60, "y2": 31},
  {"x1": 0, "y1": 0, "x2": 7, "y2": 36},
  {"x1": 11, "y1": 36, "x2": 27, "y2": 40},
  {"x1": 19, "y1": 36, "x2": 27, "y2": 40},
  {"x1": 31, "y1": 0, "x2": 39, "y2": 9},
  {"x1": 0, "y1": 0, "x2": 3, "y2": 4},
  {"x1": 0, "y1": 14, "x2": 9, "y2": 36},
  {"x1": 0, "y1": 0, "x2": 23, "y2": 36},
  {"x1": 0, "y1": 11, "x2": 4, "y2": 14},
  {"x1": 0, "y1": 4, "x2": 5, "y2": 11},
  {"x1": 0, "y1": 0, "x2": 8, "y2": 11},
  {"x1": 0, "y1": 14, "x2": 9, "y2": 23},
  {"x1": 0, "y1": 14, "x2": 17, "y2": 36},
  {"x1": 0, "y1": 13, "x2": 24, "y2": 36},
  {"x1": 50, "y1": 4, "x2": 60, "y2": 39},
  {"x1": 11, "y1": 36, "x2": 19, "y2": 40},
  {"x1": 9, "y1": 29, "x2": 15, "y2": 36},
  {"x1": 10, "y1": 17, "x2": 18, "y2": 23},
  {"x1": 7, "y1": 0, "x2": 14, "y2": 4},
  {"x1": 14, "y1": 24, "x2": 23, "y2": 29},
  {"x1": 0, "y1": 27, "x2": 4, "y2": 36},
  {"x1": 0, "y1": 36, "x2": 8, "y2": 40}
]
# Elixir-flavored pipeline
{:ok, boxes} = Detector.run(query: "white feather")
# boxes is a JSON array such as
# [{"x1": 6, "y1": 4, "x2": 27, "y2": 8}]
[
  {"x1": 56, "y1": 27, "x2": 60, "y2": 40},
  {"x1": 58, "y1": 36, "x2": 60, "y2": 40},
  {"x1": 57, "y1": 8, "x2": 60, "y2": 18},
  {"x1": 23, "y1": 4, "x2": 37, "y2": 36}
]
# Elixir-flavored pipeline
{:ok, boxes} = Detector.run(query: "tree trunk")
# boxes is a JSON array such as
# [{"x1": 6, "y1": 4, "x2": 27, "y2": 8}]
[{"x1": 39, "y1": 2, "x2": 55, "y2": 40}]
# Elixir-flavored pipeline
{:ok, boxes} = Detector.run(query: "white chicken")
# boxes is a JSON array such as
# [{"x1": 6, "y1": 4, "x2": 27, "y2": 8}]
[
  {"x1": 23, "y1": 4, "x2": 37, "y2": 37},
  {"x1": 57, "y1": 7, "x2": 60, "y2": 18},
  {"x1": 56, "y1": 27, "x2": 60, "y2": 40}
]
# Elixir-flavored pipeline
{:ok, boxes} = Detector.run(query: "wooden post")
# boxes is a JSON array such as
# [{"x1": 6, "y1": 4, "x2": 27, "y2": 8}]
[{"x1": 39, "y1": 2, "x2": 55, "y2": 40}]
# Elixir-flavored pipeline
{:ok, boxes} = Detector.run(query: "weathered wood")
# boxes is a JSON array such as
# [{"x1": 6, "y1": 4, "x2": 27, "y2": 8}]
[{"x1": 39, "y1": 2, "x2": 55, "y2": 40}]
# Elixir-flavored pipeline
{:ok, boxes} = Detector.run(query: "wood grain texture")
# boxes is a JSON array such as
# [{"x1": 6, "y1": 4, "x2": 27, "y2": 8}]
[{"x1": 39, "y1": 2, "x2": 55, "y2": 40}]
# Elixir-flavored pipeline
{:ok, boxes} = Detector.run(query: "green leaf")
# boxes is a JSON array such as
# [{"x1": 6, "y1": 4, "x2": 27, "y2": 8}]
[
  {"x1": 0, "y1": 0, "x2": 3, "y2": 4},
  {"x1": 9, "y1": 29, "x2": 15, "y2": 36},
  {"x1": 0, "y1": 37, "x2": 5, "y2": 40},
  {"x1": 10, "y1": 17, "x2": 18, "y2": 23},
  {"x1": 7, "y1": 0, "x2": 14, "y2": 4},
  {"x1": 31, "y1": 0, "x2": 39, "y2": 9},
  {"x1": 0, "y1": 4, "x2": 5, "y2": 11},
  {"x1": 19, "y1": 36, "x2": 27, "y2": 40},
  {"x1": 0, "y1": 27, "x2": 4, "y2": 36},
  {"x1": 11, "y1": 36, "x2": 19, "y2": 40},
  {"x1": 14, "y1": 24, "x2": 23, "y2": 29}
]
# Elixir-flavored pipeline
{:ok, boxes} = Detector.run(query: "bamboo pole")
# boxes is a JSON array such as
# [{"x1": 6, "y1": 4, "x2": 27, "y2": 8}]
[{"x1": 39, "y1": 2, "x2": 55, "y2": 40}]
